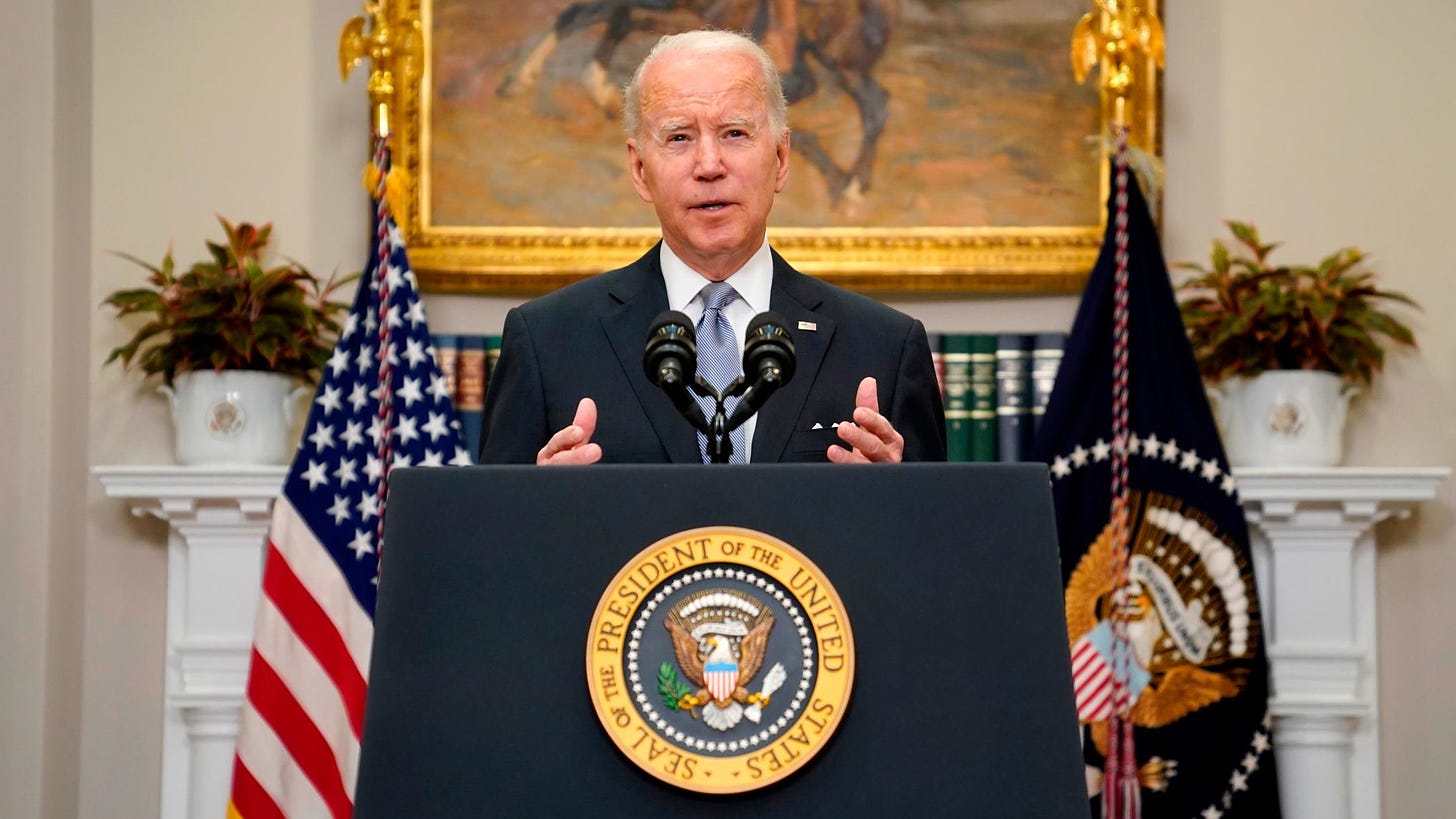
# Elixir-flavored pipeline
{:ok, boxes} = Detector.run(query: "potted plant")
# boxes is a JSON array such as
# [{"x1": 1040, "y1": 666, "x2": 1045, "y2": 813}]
[
  {"x1": 102, "y1": 216, "x2": 356, "y2": 465},
  {"x1": 1176, "y1": 220, "x2": 1418, "y2": 466}
]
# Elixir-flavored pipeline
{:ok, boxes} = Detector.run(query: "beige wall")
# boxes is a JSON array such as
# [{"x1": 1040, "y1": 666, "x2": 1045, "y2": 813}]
[
  {"x1": 2, "y1": 1, "x2": 89, "y2": 818},
  {"x1": 2, "y1": 0, "x2": 1451, "y2": 816}
]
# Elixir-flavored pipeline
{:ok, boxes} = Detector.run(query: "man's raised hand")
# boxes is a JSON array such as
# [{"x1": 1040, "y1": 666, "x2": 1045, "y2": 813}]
[
  {"x1": 827, "y1": 377, "x2": 904, "y2": 464},
  {"x1": 537, "y1": 398, "x2": 603, "y2": 465}
]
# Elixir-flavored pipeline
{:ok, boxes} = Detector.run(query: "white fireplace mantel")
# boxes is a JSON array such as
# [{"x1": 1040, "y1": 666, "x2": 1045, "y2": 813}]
[
  {"x1": 1234, "y1": 466, "x2": 1449, "y2": 819},
  {"x1": 95, "y1": 464, "x2": 287, "y2": 819},
  {"x1": 96, "y1": 463, "x2": 1447, "y2": 819}
]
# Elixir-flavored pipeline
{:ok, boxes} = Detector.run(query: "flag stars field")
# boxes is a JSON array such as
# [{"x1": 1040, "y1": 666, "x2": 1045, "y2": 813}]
[
  {"x1": 402, "y1": 338, "x2": 428, "y2": 368},
  {"x1": 392, "y1": 415, "x2": 419, "y2": 444},
  {"x1": 427, "y1": 373, "x2": 450, "y2": 403},
  {"x1": 422, "y1": 412, "x2": 450, "y2": 442},
  {"x1": 356, "y1": 492, "x2": 380, "y2": 522},
  {"x1": 328, "y1": 348, "x2": 350, "y2": 377},
  {"x1": 397, "y1": 376, "x2": 424, "y2": 407},
  {"x1": 333, "y1": 458, "x2": 358, "y2": 487},
  {"x1": 341, "y1": 421, "x2": 364, "y2": 450},
  {"x1": 308, "y1": 423, "x2": 335, "y2": 452},
  {"x1": 348, "y1": 383, "x2": 368, "y2": 412},
  {"x1": 302, "y1": 461, "x2": 328, "y2": 490},
  {"x1": 316, "y1": 384, "x2": 343, "y2": 415},
  {"x1": 348, "y1": 529, "x2": 374, "y2": 559},
  {"x1": 327, "y1": 495, "x2": 350, "y2": 525}
]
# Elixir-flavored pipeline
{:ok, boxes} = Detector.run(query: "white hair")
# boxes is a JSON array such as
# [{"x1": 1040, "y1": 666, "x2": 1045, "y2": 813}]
[{"x1": 621, "y1": 29, "x2": 790, "y2": 143}]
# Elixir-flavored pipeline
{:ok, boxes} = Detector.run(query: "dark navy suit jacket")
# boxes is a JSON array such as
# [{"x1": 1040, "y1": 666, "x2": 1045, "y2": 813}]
[{"x1": 478, "y1": 244, "x2": 946, "y2": 464}]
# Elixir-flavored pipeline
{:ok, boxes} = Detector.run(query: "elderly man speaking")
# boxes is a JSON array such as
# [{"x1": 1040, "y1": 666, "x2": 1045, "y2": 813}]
[{"x1": 479, "y1": 29, "x2": 945, "y2": 466}]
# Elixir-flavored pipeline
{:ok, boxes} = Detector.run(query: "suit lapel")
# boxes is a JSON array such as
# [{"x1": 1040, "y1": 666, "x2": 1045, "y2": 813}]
[
  {"x1": 753, "y1": 254, "x2": 834, "y2": 462},
  {"x1": 600, "y1": 247, "x2": 701, "y2": 463}
]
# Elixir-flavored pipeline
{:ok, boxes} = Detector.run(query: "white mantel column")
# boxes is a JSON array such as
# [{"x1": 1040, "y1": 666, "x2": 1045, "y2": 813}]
[
  {"x1": 94, "y1": 465, "x2": 287, "y2": 819},
  {"x1": 1234, "y1": 467, "x2": 1448, "y2": 819}
]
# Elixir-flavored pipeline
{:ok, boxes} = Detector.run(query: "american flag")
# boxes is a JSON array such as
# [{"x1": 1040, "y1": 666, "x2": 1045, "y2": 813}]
[{"x1": 227, "y1": 142, "x2": 471, "y2": 819}]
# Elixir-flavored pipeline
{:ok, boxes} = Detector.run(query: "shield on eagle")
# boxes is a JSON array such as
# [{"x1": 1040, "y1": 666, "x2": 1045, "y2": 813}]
[{"x1": 704, "y1": 658, "x2": 739, "y2": 704}]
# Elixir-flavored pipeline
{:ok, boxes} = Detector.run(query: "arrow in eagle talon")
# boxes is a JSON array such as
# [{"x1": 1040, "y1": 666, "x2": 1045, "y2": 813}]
[{"x1": 744, "y1": 663, "x2": 788, "y2": 723}]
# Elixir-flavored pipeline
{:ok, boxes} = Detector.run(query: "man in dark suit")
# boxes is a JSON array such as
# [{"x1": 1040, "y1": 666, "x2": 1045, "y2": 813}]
[{"x1": 479, "y1": 29, "x2": 944, "y2": 465}]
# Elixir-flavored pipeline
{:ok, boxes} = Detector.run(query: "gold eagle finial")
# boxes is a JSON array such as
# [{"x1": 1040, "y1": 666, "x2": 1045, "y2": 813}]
[
  {"x1": 1070, "y1": 0, "x2": 1165, "y2": 130},
  {"x1": 338, "y1": 1, "x2": 421, "y2": 138}
]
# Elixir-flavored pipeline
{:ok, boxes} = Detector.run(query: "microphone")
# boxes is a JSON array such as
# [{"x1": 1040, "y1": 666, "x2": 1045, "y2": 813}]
[
  {"x1": 725, "y1": 311, "x2": 796, "y2": 427},
  {"x1": 644, "y1": 311, "x2": 708, "y2": 431}
]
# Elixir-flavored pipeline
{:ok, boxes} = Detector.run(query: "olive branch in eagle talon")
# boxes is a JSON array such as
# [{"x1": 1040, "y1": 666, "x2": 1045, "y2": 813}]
[{"x1": 658, "y1": 662, "x2": 699, "y2": 714}]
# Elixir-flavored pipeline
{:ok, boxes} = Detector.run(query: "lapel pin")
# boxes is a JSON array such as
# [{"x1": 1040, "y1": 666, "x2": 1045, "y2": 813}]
[{"x1": 798, "y1": 320, "x2": 817, "y2": 332}]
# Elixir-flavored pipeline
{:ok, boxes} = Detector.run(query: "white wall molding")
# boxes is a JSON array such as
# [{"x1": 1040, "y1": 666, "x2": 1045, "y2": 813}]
[{"x1": 1235, "y1": 466, "x2": 1448, "y2": 819}]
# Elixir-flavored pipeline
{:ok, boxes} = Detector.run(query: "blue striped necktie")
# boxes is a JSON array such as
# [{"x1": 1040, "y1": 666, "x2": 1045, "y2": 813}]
[{"x1": 695, "y1": 281, "x2": 746, "y2": 463}]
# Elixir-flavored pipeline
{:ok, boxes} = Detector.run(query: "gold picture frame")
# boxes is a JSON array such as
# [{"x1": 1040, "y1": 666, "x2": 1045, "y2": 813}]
[{"x1": 383, "y1": 0, "x2": 1161, "y2": 294}]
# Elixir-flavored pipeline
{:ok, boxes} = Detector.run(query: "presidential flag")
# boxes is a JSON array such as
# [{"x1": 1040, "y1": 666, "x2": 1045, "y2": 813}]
[
  {"x1": 1032, "y1": 157, "x2": 1281, "y2": 818},
  {"x1": 227, "y1": 141, "x2": 471, "y2": 819}
]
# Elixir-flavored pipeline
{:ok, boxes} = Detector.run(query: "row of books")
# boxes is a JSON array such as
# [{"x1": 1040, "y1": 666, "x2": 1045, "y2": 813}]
[
  {"x1": 431, "y1": 331, "x2": 1066, "y2": 464},
  {"x1": 930, "y1": 332, "x2": 1067, "y2": 463},
  {"x1": 431, "y1": 334, "x2": 502, "y2": 461}
]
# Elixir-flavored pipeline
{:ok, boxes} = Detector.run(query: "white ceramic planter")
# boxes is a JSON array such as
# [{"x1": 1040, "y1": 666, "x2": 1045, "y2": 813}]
[
  {"x1": 1208, "y1": 370, "x2": 1358, "y2": 467},
  {"x1": 160, "y1": 370, "x2": 308, "y2": 465}
]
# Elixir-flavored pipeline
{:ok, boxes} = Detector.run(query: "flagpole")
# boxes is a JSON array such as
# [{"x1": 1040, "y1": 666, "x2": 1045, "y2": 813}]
[
  {"x1": 339, "y1": 1, "x2": 422, "y2": 563},
  {"x1": 1072, "y1": 4, "x2": 1164, "y2": 817}
]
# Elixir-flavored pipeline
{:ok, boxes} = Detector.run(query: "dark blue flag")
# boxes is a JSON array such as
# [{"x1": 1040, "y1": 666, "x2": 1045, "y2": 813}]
[{"x1": 1032, "y1": 168, "x2": 1281, "y2": 818}]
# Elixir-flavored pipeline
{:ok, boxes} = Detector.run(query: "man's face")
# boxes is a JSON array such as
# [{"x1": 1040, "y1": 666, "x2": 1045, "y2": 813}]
[{"x1": 627, "y1": 50, "x2": 790, "y2": 281}]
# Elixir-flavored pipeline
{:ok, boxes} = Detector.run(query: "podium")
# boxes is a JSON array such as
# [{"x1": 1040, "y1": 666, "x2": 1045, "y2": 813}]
[{"x1": 355, "y1": 463, "x2": 1086, "y2": 816}]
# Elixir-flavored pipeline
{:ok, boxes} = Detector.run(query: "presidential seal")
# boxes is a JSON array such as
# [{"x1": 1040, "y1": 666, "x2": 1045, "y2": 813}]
[{"x1": 586, "y1": 526, "x2": 854, "y2": 794}]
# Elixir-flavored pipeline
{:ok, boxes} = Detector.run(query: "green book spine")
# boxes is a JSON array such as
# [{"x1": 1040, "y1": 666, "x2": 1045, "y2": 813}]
[
  {"x1": 941, "y1": 334, "x2": 973, "y2": 462},
  {"x1": 968, "y1": 334, "x2": 998, "y2": 462}
]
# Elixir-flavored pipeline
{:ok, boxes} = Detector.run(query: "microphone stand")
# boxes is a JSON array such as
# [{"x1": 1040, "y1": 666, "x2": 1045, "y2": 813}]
[{"x1": 691, "y1": 377, "x2": 751, "y2": 464}]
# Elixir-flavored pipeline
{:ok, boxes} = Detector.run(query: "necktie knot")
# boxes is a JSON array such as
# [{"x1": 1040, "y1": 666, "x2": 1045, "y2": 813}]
[{"x1": 699, "y1": 281, "x2": 739, "y2": 314}]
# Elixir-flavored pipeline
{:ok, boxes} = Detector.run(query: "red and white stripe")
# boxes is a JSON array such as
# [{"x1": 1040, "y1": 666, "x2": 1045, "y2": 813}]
[
  {"x1": 229, "y1": 497, "x2": 374, "y2": 819},
  {"x1": 706, "y1": 668, "x2": 738, "y2": 704},
  {"x1": 1071, "y1": 637, "x2": 1115, "y2": 723}
]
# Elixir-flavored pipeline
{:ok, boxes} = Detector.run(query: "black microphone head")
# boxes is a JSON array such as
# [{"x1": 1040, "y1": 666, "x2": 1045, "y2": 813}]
[
  {"x1": 744, "y1": 310, "x2": 796, "y2": 386},
  {"x1": 647, "y1": 310, "x2": 696, "y2": 343},
  {"x1": 644, "y1": 310, "x2": 697, "y2": 387}
]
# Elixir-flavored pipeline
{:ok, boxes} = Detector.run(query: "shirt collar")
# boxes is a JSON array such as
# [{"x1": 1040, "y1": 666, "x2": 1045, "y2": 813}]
[{"x1": 660, "y1": 240, "x2": 773, "y2": 315}]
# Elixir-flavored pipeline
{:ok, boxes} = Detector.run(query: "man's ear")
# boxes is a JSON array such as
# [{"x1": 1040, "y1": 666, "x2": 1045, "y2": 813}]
[
  {"x1": 627, "y1": 139, "x2": 653, "y2": 203},
  {"x1": 774, "y1": 132, "x2": 791, "y2": 193}
]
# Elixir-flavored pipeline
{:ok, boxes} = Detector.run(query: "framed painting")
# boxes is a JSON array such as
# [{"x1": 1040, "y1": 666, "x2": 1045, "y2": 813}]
[{"x1": 384, "y1": 0, "x2": 1161, "y2": 293}]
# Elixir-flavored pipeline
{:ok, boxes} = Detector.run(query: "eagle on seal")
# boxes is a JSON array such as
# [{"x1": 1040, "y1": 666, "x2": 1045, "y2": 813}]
[{"x1": 664, "y1": 589, "x2": 775, "y2": 731}]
